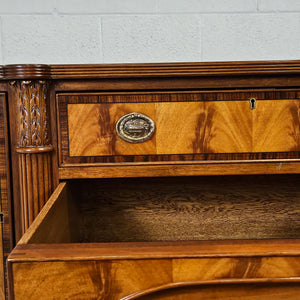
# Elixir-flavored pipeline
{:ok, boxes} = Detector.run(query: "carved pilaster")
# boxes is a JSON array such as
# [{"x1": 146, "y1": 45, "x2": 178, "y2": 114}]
[{"x1": 8, "y1": 66, "x2": 53, "y2": 232}]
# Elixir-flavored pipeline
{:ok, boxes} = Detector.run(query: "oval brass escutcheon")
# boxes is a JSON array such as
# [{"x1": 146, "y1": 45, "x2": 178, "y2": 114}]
[{"x1": 116, "y1": 112, "x2": 155, "y2": 143}]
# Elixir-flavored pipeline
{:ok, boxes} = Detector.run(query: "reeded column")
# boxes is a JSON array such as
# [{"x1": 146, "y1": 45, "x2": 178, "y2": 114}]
[{"x1": 6, "y1": 65, "x2": 53, "y2": 232}]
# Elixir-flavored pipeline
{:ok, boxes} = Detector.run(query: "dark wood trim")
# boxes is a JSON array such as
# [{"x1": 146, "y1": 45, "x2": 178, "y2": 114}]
[
  {"x1": 0, "y1": 66, "x2": 3, "y2": 80},
  {"x1": 16, "y1": 146, "x2": 54, "y2": 154},
  {"x1": 3, "y1": 65, "x2": 51, "y2": 80},
  {"x1": 7, "y1": 84, "x2": 22, "y2": 242},
  {"x1": 1, "y1": 60, "x2": 300, "y2": 81},
  {"x1": 8, "y1": 79, "x2": 53, "y2": 234},
  {"x1": 6, "y1": 259, "x2": 14, "y2": 300},
  {"x1": 53, "y1": 76, "x2": 300, "y2": 92},
  {"x1": 49, "y1": 60, "x2": 300, "y2": 78},
  {"x1": 0, "y1": 94, "x2": 12, "y2": 299},
  {"x1": 61, "y1": 153, "x2": 300, "y2": 165},
  {"x1": 8, "y1": 239, "x2": 300, "y2": 262},
  {"x1": 58, "y1": 161, "x2": 300, "y2": 179}
]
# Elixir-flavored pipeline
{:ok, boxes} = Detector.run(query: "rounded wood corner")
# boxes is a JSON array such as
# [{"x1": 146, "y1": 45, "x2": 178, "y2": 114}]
[
  {"x1": 0, "y1": 66, "x2": 3, "y2": 79},
  {"x1": 3, "y1": 64, "x2": 51, "y2": 80},
  {"x1": 16, "y1": 145, "x2": 54, "y2": 154}
]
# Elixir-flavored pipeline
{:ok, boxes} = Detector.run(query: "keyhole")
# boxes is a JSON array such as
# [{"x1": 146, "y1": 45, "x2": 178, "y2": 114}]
[{"x1": 250, "y1": 98, "x2": 256, "y2": 110}]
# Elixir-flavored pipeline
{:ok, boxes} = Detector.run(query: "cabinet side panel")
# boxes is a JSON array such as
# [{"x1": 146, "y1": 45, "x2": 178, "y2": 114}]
[{"x1": 0, "y1": 94, "x2": 12, "y2": 299}]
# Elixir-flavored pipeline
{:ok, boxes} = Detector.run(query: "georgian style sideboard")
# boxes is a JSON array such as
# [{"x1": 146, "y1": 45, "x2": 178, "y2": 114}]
[{"x1": 0, "y1": 61, "x2": 300, "y2": 299}]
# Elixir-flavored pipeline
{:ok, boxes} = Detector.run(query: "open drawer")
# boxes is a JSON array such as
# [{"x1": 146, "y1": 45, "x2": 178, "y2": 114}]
[{"x1": 8, "y1": 175, "x2": 300, "y2": 299}]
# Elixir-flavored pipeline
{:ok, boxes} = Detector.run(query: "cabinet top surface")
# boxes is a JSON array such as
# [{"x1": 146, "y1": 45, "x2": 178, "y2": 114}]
[{"x1": 1, "y1": 60, "x2": 300, "y2": 80}]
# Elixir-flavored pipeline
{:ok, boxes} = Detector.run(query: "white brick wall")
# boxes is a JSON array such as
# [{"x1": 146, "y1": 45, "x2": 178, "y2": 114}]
[
  {"x1": 0, "y1": 0, "x2": 299, "y2": 64},
  {"x1": 102, "y1": 15, "x2": 200, "y2": 63},
  {"x1": 202, "y1": 13, "x2": 300, "y2": 61},
  {"x1": 2, "y1": 16, "x2": 102, "y2": 64}
]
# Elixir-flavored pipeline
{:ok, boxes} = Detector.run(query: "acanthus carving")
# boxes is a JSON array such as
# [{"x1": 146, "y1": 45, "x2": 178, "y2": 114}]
[
  {"x1": 12, "y1": 80, "x2": 50, "y2": 148},
  {"x1": 10, "y1": 78, "x2": 53, "y2": 232}
]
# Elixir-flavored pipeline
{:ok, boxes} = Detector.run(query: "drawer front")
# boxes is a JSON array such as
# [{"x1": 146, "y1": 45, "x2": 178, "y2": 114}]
[
  {"x1": 57, "y1": 90, "x2": 300, "y2": 165},
  {"x1": 10, "y1": 258, "x2": 300, "y2": 300}
]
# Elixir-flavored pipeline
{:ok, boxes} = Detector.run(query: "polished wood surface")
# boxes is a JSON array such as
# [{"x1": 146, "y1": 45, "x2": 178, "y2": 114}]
[
  {"x1": 10, "y1": 259, "x2": 300, "y2": 300},
  {"x1": 0, "y1": 94, "x2": 11, "y2": 299},
  {"x1": 10, "y1": 80, "x2": 53, "y2": 234},
  {"x1": 2, "y1": 61, "x2": 300, "y2": 80},
  {"x1": 13, "y1": 176, "x2": 300, "y2": 244},
  {"x1": 129, "y1": 282, "x2": 300, "y2": 300},
  {"x1": 28, "y1": 60, "x2": 300, "y2": 78},
  {"x1": 8, "y1": 176, "x2": 300, "y2": 298},
  {"x1": 18, "y1": 182, "x2": 71, "y2": 245},
  {"x1": 8, "y1": 182, "x2": 300, "y2": 299},
  {"x1": 9, "y1": 239, "x2": 300, "y2": 261},
  {"x1": 58, "y1": 161, "x2": 300, "y2": 179},
  {"x1": 2, "y1": 61, "x2": 300, "y2": 299},
  {"x1": 59, "y1": 90, "x2": 300, "y2": 165},
  {"x1": 2, "y1": 65, "x2": 51, "y2": 80}
]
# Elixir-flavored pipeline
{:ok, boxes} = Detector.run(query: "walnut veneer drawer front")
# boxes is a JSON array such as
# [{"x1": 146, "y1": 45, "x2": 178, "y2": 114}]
[{"x1": 58, "y1": 90, "x2": 300, "y2": 166}]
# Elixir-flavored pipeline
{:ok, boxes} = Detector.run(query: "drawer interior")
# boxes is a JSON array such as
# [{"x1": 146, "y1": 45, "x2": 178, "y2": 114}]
[{"x1": 25, "y1": 174, "x2": 300, "y2": 244}]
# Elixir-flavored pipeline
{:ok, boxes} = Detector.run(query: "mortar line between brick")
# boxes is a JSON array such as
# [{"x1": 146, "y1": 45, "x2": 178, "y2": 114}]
[
  {"x1": 200, "y1": 16, "x2": 203, "y2": 62},
  {"x1": 53, "y1": 0, "x2": 59, "y2": 16},
  {"x1": 155, "y1": 0, "x2": 159, "y2": 13},
  {"x1": 0, "y1": 17, "x2": 4, "y2": 64},
  {"x1": 36, "y1": 11, "x2": 300, "y2": 16},
  {"x1": 100, "y1": 17, "x2": 104, "y2": 63}
]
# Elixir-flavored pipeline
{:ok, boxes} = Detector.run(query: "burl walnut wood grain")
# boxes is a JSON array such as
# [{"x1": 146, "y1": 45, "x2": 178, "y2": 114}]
[
  {"x1": 10, "y1": 80, "x2": 53, "y2": 233},
  {"x1": 59, "y1": 90, "x2": 300, "y2": 165},
  {"x1": 0, "y1": 95, "x2": 11, "y2": 300}
]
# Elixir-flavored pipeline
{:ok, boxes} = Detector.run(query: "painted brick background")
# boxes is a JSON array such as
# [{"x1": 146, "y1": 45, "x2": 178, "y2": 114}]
[{"x1": 0, "y1": 0, "x2": 299, "y2": 64}]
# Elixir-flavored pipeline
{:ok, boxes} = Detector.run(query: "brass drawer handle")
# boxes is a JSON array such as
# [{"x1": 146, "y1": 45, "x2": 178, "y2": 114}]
[{"x1": 116, "y1": 112, "x2": 155, "y2": 143}]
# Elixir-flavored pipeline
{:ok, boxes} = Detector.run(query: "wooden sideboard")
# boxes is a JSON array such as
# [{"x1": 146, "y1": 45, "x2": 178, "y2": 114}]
[{"x1": 0, "y1": 61, "x2": 300, "y2": 299}]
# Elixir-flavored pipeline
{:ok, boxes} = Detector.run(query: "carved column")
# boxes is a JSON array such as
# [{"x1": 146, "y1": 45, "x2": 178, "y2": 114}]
[{"x1": 6, "y1": 65, "x2": 53, "y2": 233}]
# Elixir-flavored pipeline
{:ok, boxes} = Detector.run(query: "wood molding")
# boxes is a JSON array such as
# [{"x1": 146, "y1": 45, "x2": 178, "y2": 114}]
[
  {"x1": 58, "y1": 161, "x2": 300, "y2": 179},
  {"x1": 121, "y1": 278, "x2": 300, "y2": 300},
  {"x1": 10, "y1": 79, "x2": 53, "y2": 233},
  {"x1": 3, "y1": 65, "x2": 51, "y2": 80},
  {"x1": 0, "y1": 66, "x2": 3, "y2": 80},
  {"x1": 49, "y1": 60, "x2": 300, "y2": 78},
  {"x1": 1, "y1": 60, "x2": 300, "y2": 80},
  {"x1": 9, "y1": 239, "x2": 300, "y2": 262},
  {"x1": 11, "y1": 80, "x2": 50, "y2": 148}
]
